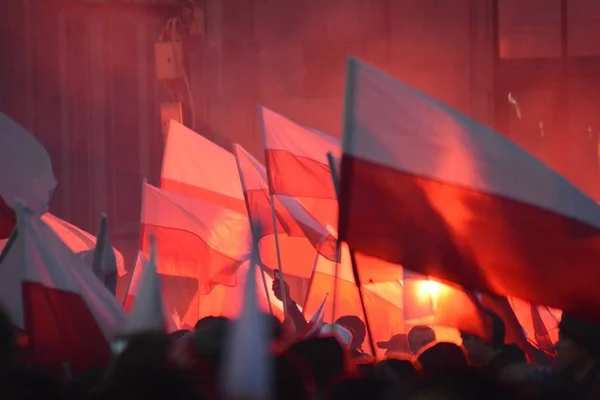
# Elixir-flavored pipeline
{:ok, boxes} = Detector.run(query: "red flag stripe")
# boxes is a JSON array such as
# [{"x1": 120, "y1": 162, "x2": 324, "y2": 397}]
[
  {"x1": 341, "y1": 156, "x2": 600, "y2": 316},
  {"x1": 23, "y1": 282, "x2": 111, "y2": 376},
  {"x1": 140, "y1": 223, "x2": 241, "y2": 294},
  {"x1": 265, "y1": 150, "x2": 337, "y2": 200}
]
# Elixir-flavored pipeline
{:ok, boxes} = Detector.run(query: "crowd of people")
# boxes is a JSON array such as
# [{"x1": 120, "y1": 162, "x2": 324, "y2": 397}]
[{"x1": 0, "y1": 274, "x2": 599, "y2": 400}]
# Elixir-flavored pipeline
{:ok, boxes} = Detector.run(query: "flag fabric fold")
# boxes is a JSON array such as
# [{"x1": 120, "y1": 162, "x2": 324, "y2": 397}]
[
  {"x1": 161, "y1": 120, "x2": 247, "y2": 213},
  {"x1": 260, "y1": 106, "x2": 340, "y2": 228},
  {"x1": 233, "y1": 143, "x2": 337, "y2": 261},
  {"x1": 141, "y1": 182, "x2": 251, "y2": 327},
  {"x1": 0, "y1": 205, "x2": 126, "y2": 375},
  {"x1": 338, "y1": 57, "x2": 600, "y2": 318}
]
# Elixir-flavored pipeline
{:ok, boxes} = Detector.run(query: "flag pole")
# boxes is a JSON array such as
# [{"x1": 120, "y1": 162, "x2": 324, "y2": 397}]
[
  {"x1": 233, "y1": 153, "x2": 274, "y2": 316},
  {"x1": 326, "y1": 153, "x2": 341, "y2": 324},
  {"x1": 267, "y1": 193, "x2": 289, "y2": 320},
  {"x1": 257, "y1": 107, "x2": 289, "y2": 321},
  {"x1": 326, "y1": 152, "x2": 377, "y2": 359},
  {"x1": 124, "y1": 178, "x2": 148, "y2": 307},
  {"x1": 92, "y1": 213, "x2": 107, "y2": 277},
  {"x1": 301, "y1": 246, "x2": 323, "y2": 312}
]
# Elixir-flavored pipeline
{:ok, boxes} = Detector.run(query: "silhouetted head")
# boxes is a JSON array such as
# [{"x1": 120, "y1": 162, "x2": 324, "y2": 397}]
[
  {"x1": 416, "y1": 341, "x2": 468, "y2": 377},
  {"x1": 407, "y1": 325, "x2": 436, "y2": 355},
  {"x1": 335, "y1": 315, "x2": 366, "y2": 350}
]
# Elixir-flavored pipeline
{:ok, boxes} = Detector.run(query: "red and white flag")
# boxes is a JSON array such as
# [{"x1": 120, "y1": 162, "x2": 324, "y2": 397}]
[
  {"x1": 140, "y1": 182, "x2": 251, "y2": 327},
  {"x1": 161, "y1": 120, "x2": 246, "y2": 213},
  {"x1": 0, "y1": 205, "x2": 126, "y2": 375},
  {"x1": 160, "y1": 122, "x2": 286, "y2": 320},
  {"x1": 260, "y1": 107, "x2": 340, "y2": 228},
  {"x1": 233, "y1": 144, "x2": 337, "y2": 266},
  {"x1": 260, "y1": 108, "x2": 401, "y2": 284},
  {"x1": 339, "y1": 58, "x2": 600, "y2": 318},
  {"x1": 0, "y1": 113, "x2": 57, "y2": 238}
]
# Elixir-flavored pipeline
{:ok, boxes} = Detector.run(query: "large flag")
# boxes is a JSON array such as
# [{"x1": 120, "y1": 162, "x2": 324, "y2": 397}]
[
  {"x1": 140, "y1": 182, "x2": 251, "y2": 327},
  {"x1": 161, "y1": 120, "x2": 246, "y2": 213},
  {"x1": 338, "y1": 58, "x2": 600, "y2": 318},
  {"x1": 260, "y1": 108, "x2": 402, "y2": 284},
  {"x1": 260, "y1": 107, "x2": 340, "y2": 228},
  {"x1": 0, "y1": 113, "x2": 57, "y2": 238},
  {"x1": 160, "y1": 121, "x2": 311, "y2": 302},
  {"x1": 0, "y1": 205, "x2": 126, "y2": 375},
  {"x1": 233, "y1": 144, "x2": 336, "y2": 262}
]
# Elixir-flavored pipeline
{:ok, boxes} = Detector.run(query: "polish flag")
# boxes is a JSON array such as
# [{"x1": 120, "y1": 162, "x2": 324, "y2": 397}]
[
  {"x1": 0, "y1": 205, "x2": 126, "y2": 376},
  {"x1": 161, "y1": 120, "x2": 246, "y2": 214},
  {"x1": 160, "y1": 122, "x2": 289, "y2": 318},
  {"x1": 338, "y1": 58, "x2": 600, "y2": 318},
  {"x1": 260, "y1": 106, "x2": 340, "y2": 229},
  {"x1": 233, "y1": 144, "x2": 337, "y2": 266},
  {"x1": 260, "y1": 108, "x2": 401, "y2": 284},
  {"x1": 140, "y1": 182, "x2": 251, "y2": 327},
  {"x1": 0, "y1": 112, "x2": 57, "y2": 238}
]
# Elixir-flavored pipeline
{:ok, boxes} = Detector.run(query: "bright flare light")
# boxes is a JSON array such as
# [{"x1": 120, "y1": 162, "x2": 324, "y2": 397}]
[{"x1": 417, "y1": 280, "x2": 442, "y2": 301}]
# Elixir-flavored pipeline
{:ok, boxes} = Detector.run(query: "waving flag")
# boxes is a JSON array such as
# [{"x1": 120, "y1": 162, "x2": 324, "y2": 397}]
[
  {"x1": 260, "y1": 107, "x2": 340, "y2": 228},
  {"x1": 260, "y1": 109, "x2": 401, "y2": 284},
  {"x1": 233, "y1": 144, "x2": 336, "y2": 263},
  {"x1": 338, "y1": 58, "x2": 600, "y2": 318},
  {"x1": 0, "y1": 204, "x2": 126, "y2": 376},
  {"x1": 141, "y1": 183, "x2": 251, "y2": 327},
  {"x1": 161, "y1": 120, "x2": 246, "y2": 213}
]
